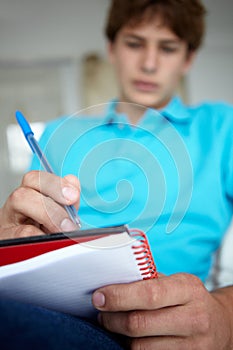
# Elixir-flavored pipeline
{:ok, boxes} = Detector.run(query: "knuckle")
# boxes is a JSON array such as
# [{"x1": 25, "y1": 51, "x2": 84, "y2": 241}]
[
  {"x1": 130, "y1": 338, "x2": 142, "y2": 350},
  {"x1": 145, "y1": 281, "x2": 159, "y2": 306},
  {"x1": 9, "y1": 186, "x2": 28, "y2": 205},
  {"x1": 178, "y1": 273, "x2": 205, "y2": 297},
  {"x1": 178, "y1": 272, "x2": 200, "y2": 286},
  {"x1": 172, "y1": 337, "x2": 202, "y2": 350},
  {"x1": 189, "y1": 274, "x2": 203, "y2": 288},
  {"x1": 181, "y1": 340, "x2": 199, "y2": 350},
  {"x1": 126, "y1": 311, "x2": 145, "y2": 337},
  {"x1": 192, "y1": 281, "x2": 206, "y2": 300},
  {"x1": 130, "y1": 338, "x2": 150, "y2": 350},
  {"x1": 41, "y1": 198, "x2": 62, "y2": 230},
  {"x1": 189, "y1": 304, "x2": 210, "y2": 335},
  {"x1": 100, "y1": 313, "x2": 112, "y2": 332},
  {"x1": 107, "y1": 286, "x2": 125, "y2": 310},
  {"x1": 21, "y1": 171, "x2": 38, "y2": 187}
]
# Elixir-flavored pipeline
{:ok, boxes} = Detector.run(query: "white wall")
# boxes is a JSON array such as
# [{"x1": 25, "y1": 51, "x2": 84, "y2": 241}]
[
  {"x1": 189, "y1": 0, "x2": 233, "y2": 104},
  {"x1": 189, "y1": 49, "x2": 233, "y2": 104},
  {"x1": 0, "y1": 0, "x2": 109, "y2": 61}
]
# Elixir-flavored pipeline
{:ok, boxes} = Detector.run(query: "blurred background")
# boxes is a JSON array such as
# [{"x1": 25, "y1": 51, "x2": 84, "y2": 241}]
[
  {"x1": 0, "y1": 0, "x2": 233, "y2": 287},
  {"x1": 0, "y1": 0, "x2": 232, "y2": 203}
]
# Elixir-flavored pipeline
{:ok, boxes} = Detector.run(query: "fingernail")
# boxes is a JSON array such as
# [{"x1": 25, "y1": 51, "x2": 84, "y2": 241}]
[
  {"x1": 60, "y1": 218, "x2": 77, "y2": 232},
  {"x1": 62, "y1": 187, "x2": 78, "y2": 202},
  {"x1": 93, "y1": 292, "x2": 105, "y2": 308}
]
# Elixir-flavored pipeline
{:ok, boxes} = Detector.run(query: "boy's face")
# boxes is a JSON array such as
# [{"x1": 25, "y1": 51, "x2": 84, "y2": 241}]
[{"x1": 108, "y1": 18, "x2": 195, "y2": 110}]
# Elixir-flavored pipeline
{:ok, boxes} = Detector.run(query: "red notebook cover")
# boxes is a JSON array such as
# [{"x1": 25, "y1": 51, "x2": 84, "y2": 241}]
[{"x1": 0, "y1": 225, "x2": 128, "y2": 267}]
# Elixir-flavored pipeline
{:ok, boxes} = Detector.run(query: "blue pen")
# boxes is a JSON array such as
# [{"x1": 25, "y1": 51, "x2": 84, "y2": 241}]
[{"x1": 15, "y1": 110, "x2": 81, "y2": 229}]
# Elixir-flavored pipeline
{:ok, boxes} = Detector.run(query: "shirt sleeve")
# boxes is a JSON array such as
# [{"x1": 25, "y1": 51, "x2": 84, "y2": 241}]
[
  {"x1": 226, "y1": 140, "x2": 233, "y2": 201},
  {"x1": 224, "y1": 107, "x2": 233, "y2": 202}
]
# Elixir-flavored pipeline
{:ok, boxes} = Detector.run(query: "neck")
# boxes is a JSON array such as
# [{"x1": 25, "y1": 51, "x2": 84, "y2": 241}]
[
  {"x1": 116, "y1": 101, "x2": 148, "y2": 125},
  {"x1": 115, "y1": 96, "x2": 173, "y2": 125}
]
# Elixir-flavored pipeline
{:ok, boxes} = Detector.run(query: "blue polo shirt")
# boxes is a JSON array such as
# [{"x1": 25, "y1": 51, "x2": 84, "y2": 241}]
[{"x1": 30, "y1": 97, "x2": 233, "y2": 282}]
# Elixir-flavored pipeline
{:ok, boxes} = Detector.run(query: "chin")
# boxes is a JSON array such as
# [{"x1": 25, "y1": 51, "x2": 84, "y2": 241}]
[{"x1": 128, "y1": 94, "x2": 163, "y2": 110}]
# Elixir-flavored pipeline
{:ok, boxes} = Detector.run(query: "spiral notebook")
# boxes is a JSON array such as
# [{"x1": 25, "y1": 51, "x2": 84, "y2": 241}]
[{"x1": 0, "y1": 225, "x2": 157, "y2": 319}]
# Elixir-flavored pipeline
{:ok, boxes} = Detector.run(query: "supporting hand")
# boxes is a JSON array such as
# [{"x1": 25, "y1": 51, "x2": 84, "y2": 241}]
[{"x1": 92, "y1": 273, "x2": 233, "y2": 349}]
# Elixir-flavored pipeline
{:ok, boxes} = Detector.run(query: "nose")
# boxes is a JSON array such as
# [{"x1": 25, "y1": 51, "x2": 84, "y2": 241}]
[{"x1": 141, "y1": 46, "x2": 158, "y2": 74}]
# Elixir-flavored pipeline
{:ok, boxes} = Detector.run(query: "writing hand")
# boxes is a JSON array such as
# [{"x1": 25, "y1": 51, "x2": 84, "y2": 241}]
[{"x1": 0, "y1": 171, "x2": 80, "y2": 239}]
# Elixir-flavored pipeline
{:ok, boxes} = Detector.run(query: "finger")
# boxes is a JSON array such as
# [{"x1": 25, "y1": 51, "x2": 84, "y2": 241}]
[
  {"x1": 130, "y1": 336, "x2": 191, "y2": 350},
  {"x1": 7, "y1": 187, "x2": 77, "y2": 233},
  {"x1": 99, "y1": 303, "x2": 205, "y2": 337},
  {"x1": 21, "y1": 171, "x2": 80, "y2": 206},
  {"x1": 93, "y1": 274, "x2": 204, "y2": 312},
  {"x1": 0, "y1": 225, "x2": 45, "y2": 240},
  {"x1": 63, "y1": 174, "x2": 80, "y2": 191},
  {"x1": 63, "y1": 174, "x2": 80, "y2": 210}
]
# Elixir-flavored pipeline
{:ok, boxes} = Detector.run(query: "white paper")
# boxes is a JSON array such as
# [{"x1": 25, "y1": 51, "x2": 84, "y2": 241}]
[{"x1": 0, "y1": 232, "x2": 147, "y2": 318}]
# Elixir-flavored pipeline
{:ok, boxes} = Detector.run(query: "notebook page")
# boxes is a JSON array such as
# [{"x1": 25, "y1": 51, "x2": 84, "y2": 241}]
[{"x1": 0, "y1": 232, "x2": 144, "y2": 318}]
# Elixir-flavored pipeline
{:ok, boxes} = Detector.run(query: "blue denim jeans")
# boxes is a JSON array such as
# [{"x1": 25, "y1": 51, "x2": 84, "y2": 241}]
[{"x1": 0, "y1": 299, "x2": 126, "y2": 350}]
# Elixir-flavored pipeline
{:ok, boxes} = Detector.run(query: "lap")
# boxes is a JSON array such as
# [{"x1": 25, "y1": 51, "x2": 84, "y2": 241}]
[{"x1": 0, "y1": 299, "x2": 126, "y2": 350}]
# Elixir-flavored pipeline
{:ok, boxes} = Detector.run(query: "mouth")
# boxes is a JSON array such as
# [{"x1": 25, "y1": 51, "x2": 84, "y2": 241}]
[{"x1": 133, "y1": 80, "x2": 159, "y2": 92}]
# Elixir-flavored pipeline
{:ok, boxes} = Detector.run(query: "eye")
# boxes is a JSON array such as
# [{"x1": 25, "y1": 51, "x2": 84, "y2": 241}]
[
  {"x1": 125, "y1": 41, "x2": 142, "y2": 49},
  {"x1": 161, "y1": 46, "x2": 178, "y2": 53}
]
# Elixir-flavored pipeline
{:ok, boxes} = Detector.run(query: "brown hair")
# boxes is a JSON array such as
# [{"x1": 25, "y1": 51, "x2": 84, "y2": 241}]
[{"x1": 105, "y1": 0, "x2": 206, "y2": 52}]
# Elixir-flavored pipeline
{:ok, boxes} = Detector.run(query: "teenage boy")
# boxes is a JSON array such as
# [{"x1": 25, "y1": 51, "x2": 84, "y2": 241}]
[{"x1": 0, "y1": 1, "x2": 233, "y2": 349}]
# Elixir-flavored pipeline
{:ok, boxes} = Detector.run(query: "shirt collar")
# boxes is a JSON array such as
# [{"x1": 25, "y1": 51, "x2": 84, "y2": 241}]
[
  {"x1": 103, "y1": 96, "x2": 192, "y2": 127},
  {"x1": 160, "y1": 96, "x2": 191, "y2": 123}
]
